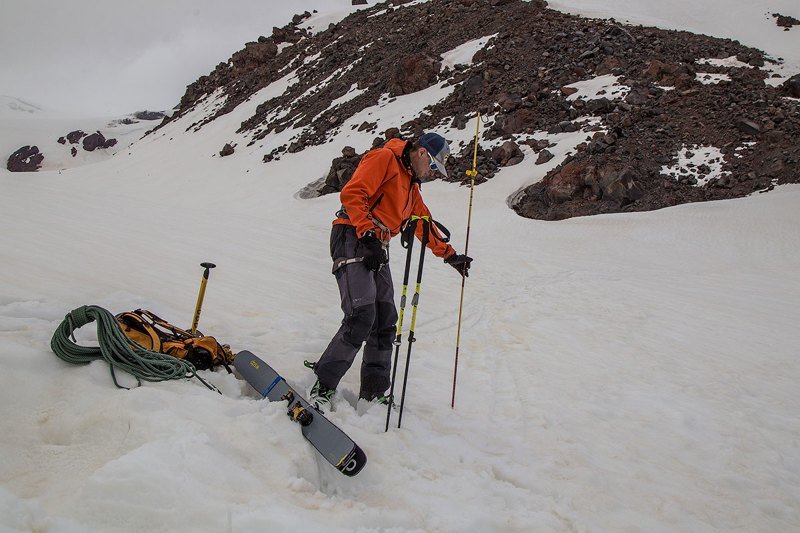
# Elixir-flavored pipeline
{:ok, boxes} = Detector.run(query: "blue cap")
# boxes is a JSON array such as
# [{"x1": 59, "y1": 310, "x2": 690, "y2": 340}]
[{"x1": 418, "y1": 132, "x2": 451, "y2": 178}]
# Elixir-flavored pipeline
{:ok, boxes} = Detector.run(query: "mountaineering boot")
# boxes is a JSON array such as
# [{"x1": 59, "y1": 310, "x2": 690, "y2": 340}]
[
  {"x1": 359, "y1": 390, "x2": 395, "y2": 407},
  {"x1": 310, "y1": 379, "x2": 336, "y2": 410}
]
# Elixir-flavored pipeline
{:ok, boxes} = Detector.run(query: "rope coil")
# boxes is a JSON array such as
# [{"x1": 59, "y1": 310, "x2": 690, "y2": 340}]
[{"x1": 51, "y1": 305, "x2": 217, "y2": 391}]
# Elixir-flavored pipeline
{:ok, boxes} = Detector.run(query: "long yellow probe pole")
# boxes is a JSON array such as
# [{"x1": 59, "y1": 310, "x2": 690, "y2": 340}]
[{"x1": 451, "y1": 113, "x2": 480, "y2": 409}]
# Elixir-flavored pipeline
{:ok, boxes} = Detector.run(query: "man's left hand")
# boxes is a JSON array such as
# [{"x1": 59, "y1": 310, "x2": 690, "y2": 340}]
[{"x1": 445, "y1": 253, "x2": 473, "y2": 277}]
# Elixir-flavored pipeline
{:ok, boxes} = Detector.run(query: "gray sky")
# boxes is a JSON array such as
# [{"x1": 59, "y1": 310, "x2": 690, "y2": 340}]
[{"x1": 0, "y1": 1, "x2": 353, "y2": 117}]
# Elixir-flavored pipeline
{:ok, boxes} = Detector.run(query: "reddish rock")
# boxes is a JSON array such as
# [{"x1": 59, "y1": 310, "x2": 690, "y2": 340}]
[
  {"x1": 644, "y1": 59, "x2": 696, "y2": 89},
  {"x1": 389, "y1": 54, "x2": 441, "y2": 96}
]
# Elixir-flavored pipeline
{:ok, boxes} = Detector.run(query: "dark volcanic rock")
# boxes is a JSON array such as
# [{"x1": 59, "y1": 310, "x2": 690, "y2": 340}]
[
  {"x1": 320, "y1": 146, "x2": 364, "y2": 195},
  {"x1": 231, "y1": 40, "x2": 279, "y2": 78},
  {"x1": 536, "y1": 149, "x2": 555, "y2": 165},
  {"x1": 389, "y1": 54, "x2": 441, "y2": 96},
  {"x1": 66, "y1": 130, "x2": 86, "y2": 144},
  {"x1": 134, "y1": 110, "x2": 166, "y2": 120},
  {"x1": 7, "y1": 146, "x2": 44, "y2": 172},
  {"x1": 783, "y1": 74, "x2": 800, "y2": 98},
  {"x1": 735, "y1": 118, "x2": 762, "y2": 136},
  {"x1": 599, "y1": 166, "x2": 644, "y2": 205},
  {"x1": 220, "y1": 143, "x2": 235, "y2": 157},
  {"x1": 514, "y1": 158, "x2": 651, "y2": 220},
  {"x1": 644, "y1": 59, "x2": 696, "y2": 89},
  {"x1": 773, "y1": 13, "x2": 800, "y2": 30},
  {"x1": 491, "y1": 140, "x2": 524, "y2": 166},
  {"x1": 82, "y1": 132, "x2": 117, "y2": 151}
]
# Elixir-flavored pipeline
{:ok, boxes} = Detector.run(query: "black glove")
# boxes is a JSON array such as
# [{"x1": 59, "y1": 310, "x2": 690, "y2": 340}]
[
  {"x1": 358, "y1": 232, "x2": 387, "y2": 271},
  {"x1": 444, "y1": 253, "x2": 473, "y2": 277}
]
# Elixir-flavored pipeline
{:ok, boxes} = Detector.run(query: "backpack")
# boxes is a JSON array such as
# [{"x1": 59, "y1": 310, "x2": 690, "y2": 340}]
[{"x1": 115, "y1": 309, "x2": 233, "y2": 371}]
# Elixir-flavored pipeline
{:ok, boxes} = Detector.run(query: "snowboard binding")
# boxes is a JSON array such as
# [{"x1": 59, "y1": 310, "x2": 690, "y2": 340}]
[{"x1": 282, "y1": 390, "x2": 313, "y2": 426}]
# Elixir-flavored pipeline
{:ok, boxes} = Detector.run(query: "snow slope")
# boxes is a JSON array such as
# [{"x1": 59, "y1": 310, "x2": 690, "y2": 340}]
[{"x1": 1, "y1": 1, "x2": 799, "y2": 532}]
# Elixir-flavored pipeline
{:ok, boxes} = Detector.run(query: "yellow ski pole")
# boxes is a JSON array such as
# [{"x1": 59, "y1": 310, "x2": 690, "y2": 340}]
[
  {"x1": 397, "y1": 217, "x2": 431, "y2": 429},
  {"x1": 386, "y1": 218, "x2": 419, "y2": 432},
  {"x1": 191, "y1": 262, "x2": 216, "y2": 335},
  {"x1": 451, "y1": 113, "x2": 481, "y2": 409}
]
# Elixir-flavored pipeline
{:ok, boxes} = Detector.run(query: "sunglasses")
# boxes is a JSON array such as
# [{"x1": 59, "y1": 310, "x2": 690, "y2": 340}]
[{"x1": 427, "y1": 150, "x2": 450, "y2": 172}]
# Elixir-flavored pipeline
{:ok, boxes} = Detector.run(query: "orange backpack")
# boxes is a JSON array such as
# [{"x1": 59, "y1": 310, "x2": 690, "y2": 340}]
[{"x1": 116, "y1": 309, "x2": 233, "y2": 371}]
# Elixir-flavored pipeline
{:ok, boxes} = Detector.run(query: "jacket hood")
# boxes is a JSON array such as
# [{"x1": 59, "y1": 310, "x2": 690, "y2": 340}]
[{"x1": 384, "y1": 138, "x2": 410, "y2": 158}]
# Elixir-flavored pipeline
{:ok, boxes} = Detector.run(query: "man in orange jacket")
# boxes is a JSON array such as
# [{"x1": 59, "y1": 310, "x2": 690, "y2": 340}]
[{"x1": 309, "y1": 132, "x2": 473, "y2": 407}]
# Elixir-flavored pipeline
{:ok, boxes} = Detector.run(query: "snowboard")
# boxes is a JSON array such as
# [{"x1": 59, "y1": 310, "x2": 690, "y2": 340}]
[{"x1": 234, "y1": 350, "x2": 367, "y2": 477}]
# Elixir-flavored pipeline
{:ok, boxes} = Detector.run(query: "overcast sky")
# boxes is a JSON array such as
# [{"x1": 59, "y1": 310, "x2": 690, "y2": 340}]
[
  {"x1": 2, "y1": 0, "x2": 798, "y2": 118},
  {"x1": 0, "y1": 1, "x2": 354, "y2": 117}
]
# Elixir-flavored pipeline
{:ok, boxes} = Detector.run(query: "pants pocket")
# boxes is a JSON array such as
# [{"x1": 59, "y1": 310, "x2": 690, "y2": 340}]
[{"x1": 330, "y1": 224, "x2": 357, "y2": 259}]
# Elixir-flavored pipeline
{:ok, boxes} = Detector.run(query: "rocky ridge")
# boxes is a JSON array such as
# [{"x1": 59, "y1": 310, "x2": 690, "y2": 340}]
[{"x1": 149, "y1": 0, "x2": 800, "y2": 218}]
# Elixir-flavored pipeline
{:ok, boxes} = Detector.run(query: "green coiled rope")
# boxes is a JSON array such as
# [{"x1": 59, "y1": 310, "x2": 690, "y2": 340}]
[{"x1": 51, "y1": 305, "x2": 216, "y2": 391}]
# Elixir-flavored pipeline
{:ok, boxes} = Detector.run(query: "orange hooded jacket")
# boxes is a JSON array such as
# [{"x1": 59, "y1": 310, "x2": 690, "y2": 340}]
[{"x1": 333, "y1": 138, "x2": 455, "y2": 259}]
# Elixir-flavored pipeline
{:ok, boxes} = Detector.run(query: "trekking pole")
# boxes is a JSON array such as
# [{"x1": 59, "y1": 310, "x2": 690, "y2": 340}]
[
  {"x1": 385, "y1": 218, "x2": 419, "y2": 432},
  {"x1": 191, "y1": 262, "x2": 216, "y2": 335},
  {"x1": 397, "y1": 217, "x2": 430, "y2": 429},
  {"x1": 451, "y1": 113, "x2": 482, "y2": 409}
]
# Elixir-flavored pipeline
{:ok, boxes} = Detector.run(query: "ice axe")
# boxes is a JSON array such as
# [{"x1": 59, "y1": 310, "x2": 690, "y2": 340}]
[{"x1": 191, "y1": 262, "x2": 216, "y2": 335}]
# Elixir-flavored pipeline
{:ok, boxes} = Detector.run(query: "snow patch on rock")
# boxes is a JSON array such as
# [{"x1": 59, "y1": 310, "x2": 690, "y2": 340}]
[
  {"x1": 696, "y1": 72, "x2": 732, "y2": 84},
  {"x1": 661, "y1": 145, "x2": 728, "y2": 186},
  {"x1": 561, "y1": 74, "x2": 630, "y2": 101},
  {"x1": 440, "y1": 34, "x2": 498, "y2": 69}
]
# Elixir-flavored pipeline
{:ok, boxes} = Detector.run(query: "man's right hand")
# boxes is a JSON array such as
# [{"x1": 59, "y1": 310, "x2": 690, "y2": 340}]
[{"x1": 358, "y1": 232, "x2": 386, "y2": 271}]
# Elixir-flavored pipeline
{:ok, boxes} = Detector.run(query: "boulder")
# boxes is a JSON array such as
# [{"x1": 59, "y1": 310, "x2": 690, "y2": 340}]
[
  {"x1": 231, "y1": 40, "x2": 279, "y2": 77},
  {"x1": 134, "y1": 111, "x2": 166, "y2": 121},
  {"x1": 586, "y1": 97, "x2": 614, "y2": 114},
  {"x1": 496, "y1": 108, "x2": 537, "y2": 135},
  {"x1": 597, "y1": 166, "x2": 644, "y2": 205},
  {"x1": 595, "y1": 56, "x2": 624, "y2": 76},
  {"x1": 83, "y1": 132, "x2": 117, "y2": 151},
  {"x1": 735, "y1": 118, "x2": 762, "y2": 136},
  {"x1": 783, "y1": 74, "x2": 800, "y2": 98},
  {"x1": 643, "y1": 59, "x2": 696, "y2": 89},
  {"x1": 535, "y1": 149, "x2": 554, "y2": 165},
  {"x1": 384, "y1": 127, "x2": 402, "y2": 140},
  {"x1": 7, "y1": 145, "x2": 44, "y2": 172},
  {"x1": 462, "y1": 74, "x2": 484, "y2": 97},
  {"x1": 320, "y1": 146, "x2": 363, "y2": 194},
  {"x1": 271, "y1": 27, "x2": 304, "y2": 44},
  {"x1": 66, "y1": 130, "x2": 86, "y2": 144},
  {"x1": 491, "y1": 141, "x2": 524, "y2": 166},
  {"x1": 389, "y1": 54, "x2": 441, "y2": 96},
  {"x1": 543, "y1": 160, "x2": 596, "y2": 204},
  {"x1": 773, "y1": 13, "x2": 800, "y2": 29},
  {"x1": 219, "y1": 143, "x2": 235, "y2": 157}
]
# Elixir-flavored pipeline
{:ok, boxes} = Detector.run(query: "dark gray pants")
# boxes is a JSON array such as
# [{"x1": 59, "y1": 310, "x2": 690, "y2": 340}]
[{"x1": 315, "y1": 224, "x2": 398, "y2": 396}]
